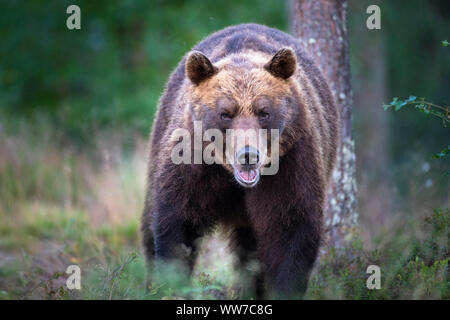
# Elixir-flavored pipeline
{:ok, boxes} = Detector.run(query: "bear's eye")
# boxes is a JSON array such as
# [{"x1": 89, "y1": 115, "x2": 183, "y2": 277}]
[
  {"x1": 220, "y1": 112, "x2": 232, "y2": 121},
  {"x1": 259, "y1": 111, "x2": 270, "y2": 120}
]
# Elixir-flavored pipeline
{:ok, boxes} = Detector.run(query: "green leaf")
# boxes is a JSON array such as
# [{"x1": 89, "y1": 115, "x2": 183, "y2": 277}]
[
  {"x1": 394, "y1": 100, "x2": 407, "y2": 111},
  {"x1": 442, "y1": 40, "x2": 449, "y2": 47},
  {"x1": 432, "y1": 146, "x2": 450, "y2": 159}
]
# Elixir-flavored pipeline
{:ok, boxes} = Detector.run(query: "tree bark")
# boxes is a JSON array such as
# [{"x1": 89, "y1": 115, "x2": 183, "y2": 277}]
[{"x1": 289, "y1": 0, "x2": 358, "y2": 248}]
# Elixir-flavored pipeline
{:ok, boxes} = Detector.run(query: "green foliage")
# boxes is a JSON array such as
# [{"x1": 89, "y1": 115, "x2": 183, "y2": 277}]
[
  {"x1": 309, "y1": 209, "x2": 449, "y2": 300},
  {"x1": 432, "y1": 146, "x2": 450, "y2": 160},
  {"x1": 383, "y1": 95, "x2": 449, "y2": 127},
  {"x1": 383, "y1": 95, "x2": 449, "y2": 170},
  {"x1": 0, "y1": 0, "x2": 286, "y2": 139},
  {"x1": 383, "y1": 42, "x2": 449, "y2": 172},
  {"x1": 380, "y1": 2, "x2": 450, "y2": 163},
  {"x1": 373, "y1": 39, "x2": 449, "y2": 299},
  {"x1": 2, "y1": 210, "x2": 448, "y2": 300}
]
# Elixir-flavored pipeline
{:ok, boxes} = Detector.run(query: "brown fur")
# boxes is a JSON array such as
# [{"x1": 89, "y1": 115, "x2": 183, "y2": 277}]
[{"x1": 141, "y1": 23, "x2": 339, "y2": 299}]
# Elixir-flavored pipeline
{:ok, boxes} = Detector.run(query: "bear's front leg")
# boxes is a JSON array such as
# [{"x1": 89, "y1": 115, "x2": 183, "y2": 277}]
[
  {"x1": 246, "y1": 138, "x2": 326, "y2": 298},
  {"x1": 254, "y1": 209, "x2": 322, "y2": 299},
  {"x1": 153, "y1": 200, "x2": 201, "y2": 274},
  {"x1": 247, "y1": 171, "x2": 324, "y2": 300}
]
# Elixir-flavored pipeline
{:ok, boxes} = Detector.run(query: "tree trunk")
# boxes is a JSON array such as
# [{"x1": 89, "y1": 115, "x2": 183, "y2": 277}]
[{"x1": 289, "y1": 0, "x2": 358, "y2": 248}]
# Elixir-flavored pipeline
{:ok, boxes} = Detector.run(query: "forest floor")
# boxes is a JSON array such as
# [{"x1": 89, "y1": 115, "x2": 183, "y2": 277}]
[{"x1": 0, "y1": 130, "x2": 448, "y2": 300}]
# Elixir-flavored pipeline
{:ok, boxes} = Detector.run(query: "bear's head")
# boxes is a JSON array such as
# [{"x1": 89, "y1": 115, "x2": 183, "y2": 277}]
[{"x1": 184, "y1": 47, "x2": 302, "y2": 188}]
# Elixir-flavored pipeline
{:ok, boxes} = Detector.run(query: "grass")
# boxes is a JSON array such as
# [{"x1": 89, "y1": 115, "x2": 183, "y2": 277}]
[
  {"x1": 0, "y1": 127, "x2": 448, "y2": 300},
  {"x1": 0, "y1": 127, "x2": 235, "y2": 299},
  {"x1": 310, "y1": 208, "x2": 449, "y2": 299}
]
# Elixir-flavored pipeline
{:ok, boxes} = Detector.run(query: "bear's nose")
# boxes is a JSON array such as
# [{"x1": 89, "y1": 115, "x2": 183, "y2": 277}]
[{"x1": 236, "y1": 146, "x2": 260, "y2": 166}]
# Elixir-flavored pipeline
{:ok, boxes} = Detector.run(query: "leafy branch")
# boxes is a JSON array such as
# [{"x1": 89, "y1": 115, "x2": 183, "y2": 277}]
[
  {"x1": 432, "y1": 146, "x2": 449, "y2": 160},
  {"x1": 383, "y1": 96, "x2": 449, "y2": 160},
  {"x1": 383, "y1": 96, "x2": 450, "y2": 127}
]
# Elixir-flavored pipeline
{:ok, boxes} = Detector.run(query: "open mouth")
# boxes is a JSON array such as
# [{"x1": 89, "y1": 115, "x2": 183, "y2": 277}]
[{"x1": 234, "y1": 168, "x2": 260, "y2": 188}]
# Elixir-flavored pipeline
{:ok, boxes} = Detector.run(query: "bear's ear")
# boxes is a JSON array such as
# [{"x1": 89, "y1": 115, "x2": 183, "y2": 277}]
[
  {"x1": 264, "y1": 47, "x2": 297, "y2": 79},
  {"x1": 185, "y1": 51, "x2": 218, "y2": 85}
]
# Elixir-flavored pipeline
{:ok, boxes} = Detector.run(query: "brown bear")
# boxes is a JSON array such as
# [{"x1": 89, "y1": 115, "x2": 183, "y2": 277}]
[{"x1": 141, "y1": 23, "x2": 339, "y2": 299}]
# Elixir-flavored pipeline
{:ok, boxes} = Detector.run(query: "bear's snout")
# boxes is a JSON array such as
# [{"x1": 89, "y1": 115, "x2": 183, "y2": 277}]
[
  {"x1": 236, "y1": 146, "x2": 260, "y2": 167},
  {"x1": 233, "y1": 146, "x2": 261, "y2": 188}
]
